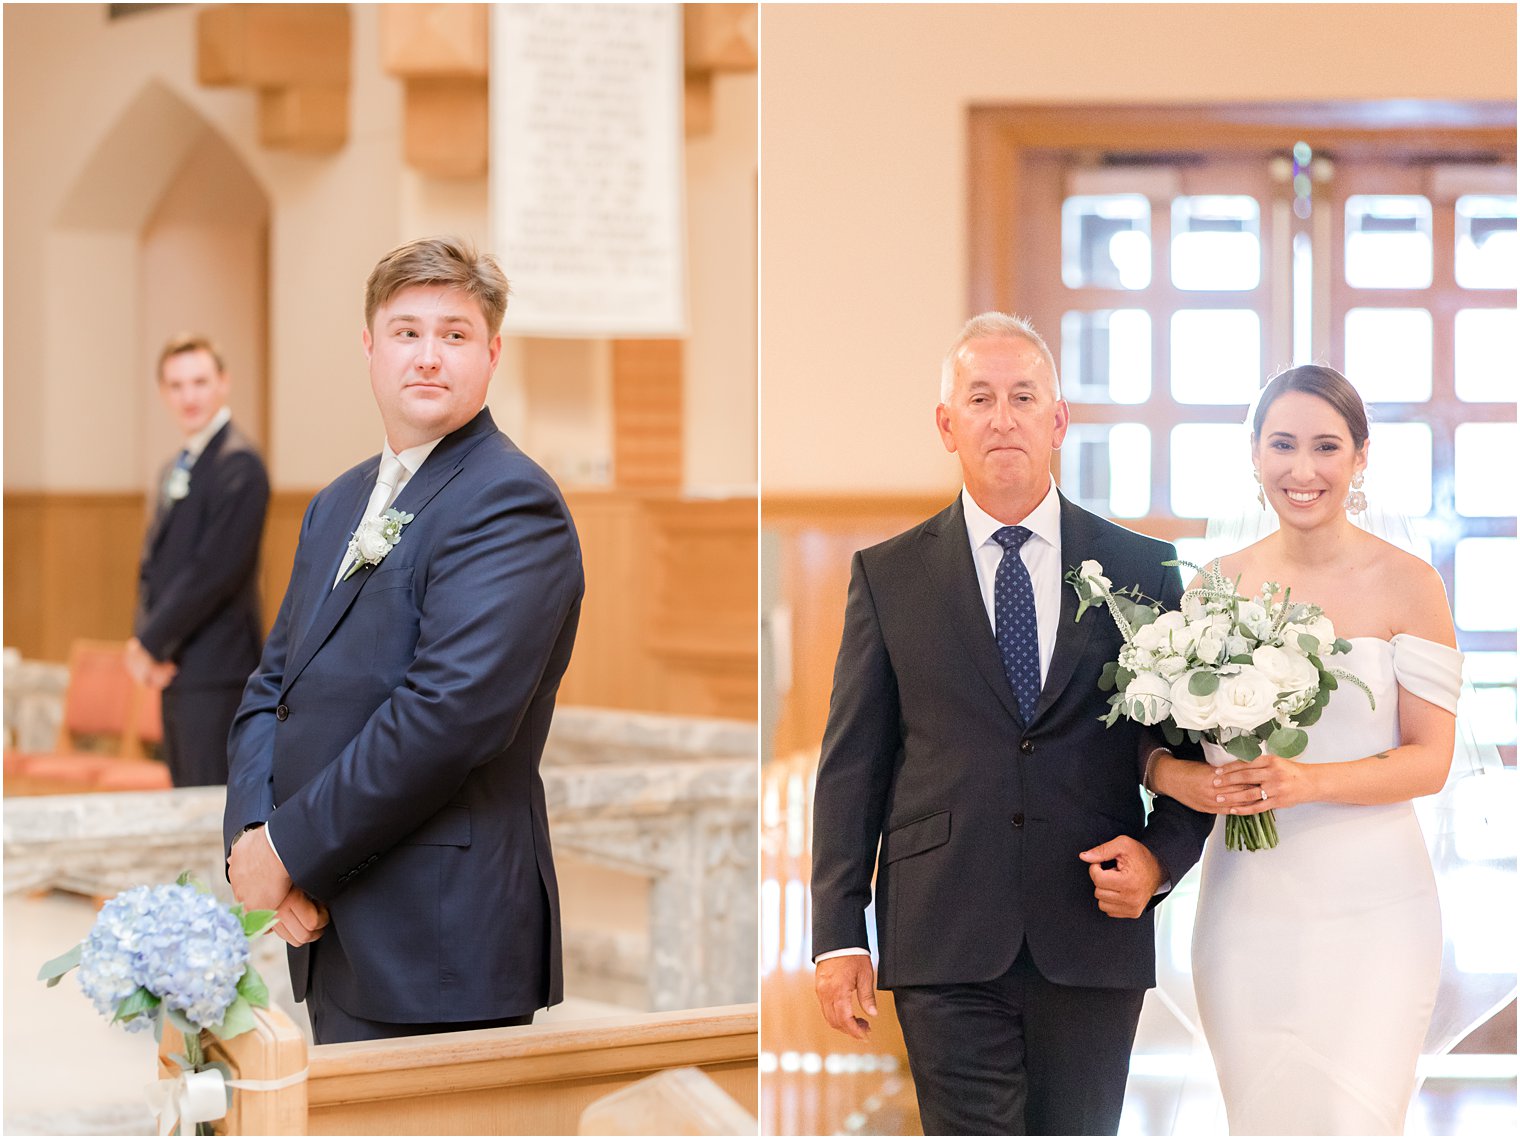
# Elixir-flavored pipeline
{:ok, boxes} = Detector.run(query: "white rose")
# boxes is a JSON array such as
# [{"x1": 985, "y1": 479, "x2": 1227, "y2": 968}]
[
  {"x1": 1169, "y1": 670, "x2": 1220, "y2": 730},
  {"x1": 1155, "y1": 653, "x2": 1189, "y2": 680},
  {"x1": 1212, "y1": 666, "x2": 1280, "y2": 732},
  {"x1": 1078, "y1": 560, "x2": 1112, "y2": 594},
  {"x1": 1122, "y1": 671, "x2": 1173, "y2": 726},
  {"x1": 354, "y1": 523, "x2": 394, "y2": 563},
  {"x1": 1236, "y1": 600, "x2": 1273, "y2": 640},
  {"x1": 1181, "y1": 592, "x2": 1208, "y2": 622},
  {"x1": 1285, "y1": 613, "x2": 1337, "y2": 655},
  {"x1": 1194, "y1": 615, "x2": 1232, "y2": 666},
  {"x1": 1251, "y1": 644, "x2": 1321, "y2": 697},
  {"x1": 1132, "y1": 621, "x2": 1168, "y2": 653},
  {"x1": 1224, "y1": 633, "x2": 1252, "y2": 660}
]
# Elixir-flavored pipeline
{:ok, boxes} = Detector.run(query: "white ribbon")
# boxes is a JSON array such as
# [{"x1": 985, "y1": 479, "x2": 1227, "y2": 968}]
[{"x1": 146, "y1": 1066, "x2": 309, "y2": 1136}]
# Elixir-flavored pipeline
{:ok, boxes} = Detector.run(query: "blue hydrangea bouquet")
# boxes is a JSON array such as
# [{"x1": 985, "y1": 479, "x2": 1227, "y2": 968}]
[{"x1": 38, "y1": 873, "x2": 276, "y2": 1135}]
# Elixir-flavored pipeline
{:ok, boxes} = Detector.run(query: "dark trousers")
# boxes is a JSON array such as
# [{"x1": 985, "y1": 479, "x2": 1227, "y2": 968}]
[
  {"x1": 307, "y1": 977, "x2": 536, "y2": 1044},
  {"x1": 891, "y1": 941, "x2": 1146, "y2": 1136},
  {"x1": 160, "y1": 684, "x2": 243, "y2": 787}
]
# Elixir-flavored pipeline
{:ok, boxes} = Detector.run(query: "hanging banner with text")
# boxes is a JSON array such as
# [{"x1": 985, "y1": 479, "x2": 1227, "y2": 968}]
[{"x1": 491, "y1": 4, "x2": 687, "y2": 337}]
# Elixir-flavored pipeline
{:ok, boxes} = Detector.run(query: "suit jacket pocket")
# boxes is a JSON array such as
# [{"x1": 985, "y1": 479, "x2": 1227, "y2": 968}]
[
  {"x1": 362, "y1": 564, "x2": 414, "y2": 595},
  {"x1": 401, "y1": 804, "x2": 471, "y2": 847},
  {"x1": 883, "y1": 809, "x2": 950, "y2": 863}
]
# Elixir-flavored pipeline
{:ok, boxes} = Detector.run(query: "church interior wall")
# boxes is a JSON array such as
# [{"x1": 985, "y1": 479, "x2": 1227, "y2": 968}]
[{"x1": 760, "y1": 2, "x2": 1516, "y2": 494}]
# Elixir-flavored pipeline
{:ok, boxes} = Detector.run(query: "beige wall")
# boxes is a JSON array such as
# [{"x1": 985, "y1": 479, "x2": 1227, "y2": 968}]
[
  {"x1": 4, "y1": 4, "x2": 757, "y2": 496},
  {"x1": 761, "y1": 3, "x2": 1517, "y2": 493}
]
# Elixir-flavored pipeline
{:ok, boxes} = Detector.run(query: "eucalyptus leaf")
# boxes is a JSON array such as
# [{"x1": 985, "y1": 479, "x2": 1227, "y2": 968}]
[
  {"x1": 1228, "y1": 653, "x2": 1254, "y2": 665},
  {"x1": 1099, "y1": 661, "x2": 1119, "y2": 692},
  {"x1": 1188, "y1": 672, "x2": 1220, "y2": 697},
  {"x1": 1323, "y1": 672, "x2": 1339, "y2": 691},
  {"x1": 1266, "y1": 727, "x2": 1308, "y2": 758},
  {"x1": 1115, "y1": 668, "x2": 1136, "y2": 692},
  {"x1": 38, "y1": 943, "x2": 82, "y2": 984},
  {"x1": 1333, "y1": 638, "x2": 1352, "y2": 654},
  {"x1": 1223, "y1": 734, "x2": 1262, "y2": 762},
  {"x1": 1297, "y1": 703, "x2": 1323, "y2": 728},
  {"x1": 1162, "y1": 723, "x2": 1184, "y2": 746},
  {"x1": 1297, "y1": 633, "x2": 1320, "y2": 655}
]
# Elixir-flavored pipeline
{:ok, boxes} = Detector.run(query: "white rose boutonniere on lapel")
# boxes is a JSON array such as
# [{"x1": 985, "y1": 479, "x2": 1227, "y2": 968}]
[
  {"x1": 165, "y1": 468, "x2": 191, "y2": 501},
  {"x1": 342, "y1": 507, "x2": 415, "y2": 581}
]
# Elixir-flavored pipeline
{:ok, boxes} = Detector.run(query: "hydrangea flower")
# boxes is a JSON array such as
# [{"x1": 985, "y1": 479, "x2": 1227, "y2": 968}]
[{"x1": 76, "y1": 883, "x2": 250, "y2": 1032}]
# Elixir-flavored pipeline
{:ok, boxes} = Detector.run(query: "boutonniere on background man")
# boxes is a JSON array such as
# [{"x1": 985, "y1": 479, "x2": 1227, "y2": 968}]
[
  {"x1": 1066, "y1": 558, "x2": 1372, "y2": 852},
  {"x1": 165, "y1": 467, "x2": 191, "y2": 501},
  {"x1": 38, "y1": 874, "x2": 292, "y2": 1135},
  {"x1": 343, "y1": 507, "x2": 414, "y2": 581}
]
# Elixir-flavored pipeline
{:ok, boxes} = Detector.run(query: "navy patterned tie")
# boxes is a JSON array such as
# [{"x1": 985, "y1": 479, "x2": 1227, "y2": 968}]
[{"x1": 993, "y1": 525, "x2": 1041, "y2": 721}]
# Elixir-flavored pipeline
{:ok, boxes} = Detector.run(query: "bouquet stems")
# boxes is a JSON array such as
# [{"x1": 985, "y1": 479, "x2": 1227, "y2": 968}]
[{"x1": 1225, "y1": 808, "x2": 1280, "y2": 852}]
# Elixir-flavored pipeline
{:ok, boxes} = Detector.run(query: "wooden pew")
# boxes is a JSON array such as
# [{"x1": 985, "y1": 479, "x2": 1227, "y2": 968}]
[{"x1": 158, "y1": 1003, "x2": 757, "y2": 1135}]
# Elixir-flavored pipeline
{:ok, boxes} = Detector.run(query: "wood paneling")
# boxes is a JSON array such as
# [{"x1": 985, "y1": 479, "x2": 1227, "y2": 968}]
[
  {"x1": 379, "y1": 5, "x2": 489, "y2": 178},
  {"x1": 764, "y1": 494, "x2": 950, "y2": 757},
  {"x1": 5, "y1": 489, "x2": 756, "y2": 722},
  {"x1": 612, "y1": 341, "x2": 684, "y2": 490}
]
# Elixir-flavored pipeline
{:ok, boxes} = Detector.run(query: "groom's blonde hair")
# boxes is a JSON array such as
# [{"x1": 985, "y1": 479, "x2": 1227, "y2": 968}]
[{"x1": 364, "y1": 236, "x2": 511, "y2": 335}]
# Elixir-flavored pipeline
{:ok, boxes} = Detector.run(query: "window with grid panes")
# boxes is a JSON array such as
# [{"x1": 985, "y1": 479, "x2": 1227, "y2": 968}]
[{"x1": 970, "y1": 106, "x2": 1517, "y2": 760}]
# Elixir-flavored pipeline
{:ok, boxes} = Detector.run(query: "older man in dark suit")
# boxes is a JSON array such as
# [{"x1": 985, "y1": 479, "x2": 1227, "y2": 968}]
[
  {"x1": 130, "y1": 335, "x2": 269, "y2": 787},
  {"x1": 810, "y1": 313, "x2": 1213, "y2": 1135},
  {"x1": 224, "y1": 237, "x2": 583, "y2": 1045}
]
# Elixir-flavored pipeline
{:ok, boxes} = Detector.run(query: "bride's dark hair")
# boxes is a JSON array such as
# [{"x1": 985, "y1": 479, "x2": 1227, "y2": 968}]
[{"x1": 1251, "y1": 364, "x2": 1370, "y2": 450}]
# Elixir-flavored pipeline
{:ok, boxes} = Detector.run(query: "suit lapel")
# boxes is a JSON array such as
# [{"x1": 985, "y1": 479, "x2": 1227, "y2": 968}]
[
  {"x1": 144, "y1": 422, "x2": 232, "y2": 557},
  {"x1": 918, "y1": 498, "x2": 1023, "y2": 725},
  {"x1": 1030, "y1": 494, "x2": 1100, "y2": 724},
  {"x1": 279, "y1": 410, "x2": 496, "y2": 697}
]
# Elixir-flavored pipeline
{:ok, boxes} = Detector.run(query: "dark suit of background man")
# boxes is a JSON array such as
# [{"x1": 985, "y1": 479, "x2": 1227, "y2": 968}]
[
  {"x1": 128, "y1": 336, "x2": 269, "y2": 787},
  {"x1": 810, "y1": 313, "x2": 1214, "y2": 1135},
  {"x1": 224, "y1": 236, "x2": 583, "y2": 1046}
]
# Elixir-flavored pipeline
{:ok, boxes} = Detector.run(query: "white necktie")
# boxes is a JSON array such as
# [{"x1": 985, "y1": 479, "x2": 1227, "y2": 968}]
[{"x1": 334, "y1": 454, "x2": 407, "y2": 587}]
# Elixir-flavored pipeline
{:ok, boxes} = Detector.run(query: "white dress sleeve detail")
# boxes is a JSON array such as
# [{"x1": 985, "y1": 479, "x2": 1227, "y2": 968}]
[{"x1": 1389, "y1": 633, "x2": 1463, "y2": 714}]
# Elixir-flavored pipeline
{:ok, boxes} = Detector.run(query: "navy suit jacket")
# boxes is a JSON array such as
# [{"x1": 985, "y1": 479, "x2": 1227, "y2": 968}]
[
  {"x1": 224, "y1": 408, "x2": 583, "y2": 1023},
  {"x1": 810, "y1": 493, "x2": 1213, "y2": 991},
  {"x1": 136, "y1": 419, "x2": 268, "y2": 687}
]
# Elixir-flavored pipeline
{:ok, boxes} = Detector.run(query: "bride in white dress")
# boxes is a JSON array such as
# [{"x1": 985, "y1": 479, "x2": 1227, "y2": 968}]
[{"x1": 1147, "y1": 365, "x2": 1463, "y2": 1136}]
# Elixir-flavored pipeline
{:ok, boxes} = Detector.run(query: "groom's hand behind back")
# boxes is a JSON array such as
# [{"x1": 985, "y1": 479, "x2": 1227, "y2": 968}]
[
  {"x1": 1080, "y1": 835, "x2": 1164, "y2": 919},
  {"x1": 815, "y1": 955, "x2": 879, "y2": 1040}
]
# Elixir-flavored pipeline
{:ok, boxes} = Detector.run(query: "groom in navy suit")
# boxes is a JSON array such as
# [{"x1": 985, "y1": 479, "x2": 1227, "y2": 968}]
[
  {"x1": 225, "y1": 237, "x2": 583, "y2": 1044},
  {"x1": 810, "y1": 313, "x2": 1213, "y2": 1134}
]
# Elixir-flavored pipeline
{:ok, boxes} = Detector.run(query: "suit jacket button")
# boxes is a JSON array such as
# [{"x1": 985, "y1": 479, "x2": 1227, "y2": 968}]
[
  {"x1": 1019, "y1": 739, "x2": 1034, "y2": 755},
  {"x1": 1012, "y1": 813, "x2": 1025, "y2": 827},
  {"x1": 275, "y1": 704, "x2": 289, "y2": 721}
]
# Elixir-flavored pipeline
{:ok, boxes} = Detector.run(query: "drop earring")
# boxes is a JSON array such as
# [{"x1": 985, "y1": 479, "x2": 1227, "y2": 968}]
[
  {"x1": 1254, "y1": 470, "x2": 1266, "y2": 510},
  {"x1": 1345, "y1": 472, "x2": 1367, "y2": 516}
]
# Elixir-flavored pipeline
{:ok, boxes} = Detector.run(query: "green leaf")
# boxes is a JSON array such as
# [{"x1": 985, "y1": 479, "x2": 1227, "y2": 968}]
[
  {"x1": 1296, "y1": 703, "x2": 1323, "y2": 728},
  {"x1": 212, "y1": 994, "x2": 256, "y2": 1041},
  {"x1": 1114, "y1": 668, "x2": 1136, "y2": 692},
  {"x1": 113, "y1": 986, "x2": 161, "y2": 1023},
  {"x1": 167, "y1": 1006, "x2": 200, "y2": 1036},
  {"x1": 1322, "y1": 672, "x2": 1339, "y2": 691},
  {"x1": 1223, "y1": 734, "x2": 1262, "y2": 762},
  {"x1": 1297, "y1": 633, "x2": 1320, "y2": 655},
  {"x1": 1333, "y1": 638, "x2": 1352, "y2": 654},
  {"x1": 241, "y1": 909, "x2": 278, "y2": 938},
  {"x1": 1162, "y1": 723, "x2": 1184, "y2": 746},
  {"x1": 38, "y1": 943, "x2": 82, "y2": 984},
  {"x1": 1188, "y1": 671, "x2": 1219, "y2": 697},
  {"x1": 1227, "y1": 653, "x2": 1253, "y2": 665},
  {"x1": 236, "y1": 965, "x2": 270, "y2": 1010},
  {"x1": 1098, "y1": 660, "x2": 1119, "y2": 692},
  {"x1": 1266, "y1": 726, "x2": 1308, "y2": 758}
]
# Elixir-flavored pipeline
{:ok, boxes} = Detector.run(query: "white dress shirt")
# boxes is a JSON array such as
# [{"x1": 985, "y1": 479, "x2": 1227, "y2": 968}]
[
  {"x1": 182, "y1": 405, "x2": 232, "y2": 466},
  {"x1": 816, "y1": 479, "x2": 1067, "y2": 965}
]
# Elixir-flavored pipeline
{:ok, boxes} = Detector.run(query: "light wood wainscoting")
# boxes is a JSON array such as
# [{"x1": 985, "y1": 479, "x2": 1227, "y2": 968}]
[
  {"x1": 763, "y1": 494, "x2": 951, "y2": 759},
  {"x1": 4, "y1": 490, "x2": 757, "y2": 720}
]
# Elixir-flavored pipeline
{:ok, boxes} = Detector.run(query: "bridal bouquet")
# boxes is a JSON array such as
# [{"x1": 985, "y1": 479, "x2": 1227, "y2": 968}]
[
  {"x1": 38, "y1": 873, "x2": 276, "y2": 1135},
  {"x1": 1066, "y1": 557, "x2": 1373, "y2": 851}
]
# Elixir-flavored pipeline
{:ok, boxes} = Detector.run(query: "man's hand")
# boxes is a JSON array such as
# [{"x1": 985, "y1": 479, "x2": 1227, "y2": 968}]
[
  {"x1": 125, "y1": 637, "x2": 177, "y2": 690},
  {"x1": 815, "y1": 954, "x2": 878, "y2": 1041},
  {"x1": 228, "y1": 826, "x2": 294, "y2": 914},
  {"x1": 1079, "y1": 835, "x2": 1164, "y2": 919},
  {"x1": 271, "y1": 888, "x2": 329, "y2": 947}
]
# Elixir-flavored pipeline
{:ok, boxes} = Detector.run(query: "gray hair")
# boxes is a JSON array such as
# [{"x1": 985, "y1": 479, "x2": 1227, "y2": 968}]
[{"x1": 939, "y1": 312, "x2": 1061, "y2": 403}]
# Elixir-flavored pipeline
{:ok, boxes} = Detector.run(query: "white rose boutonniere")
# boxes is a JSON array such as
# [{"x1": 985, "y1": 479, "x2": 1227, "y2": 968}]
[
  {"x1": 342, "y1": 507, "x2": 414, "y2": 581},
  {"x1": 165, "y1": 468, "x2": 191, "y2": 501}
]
